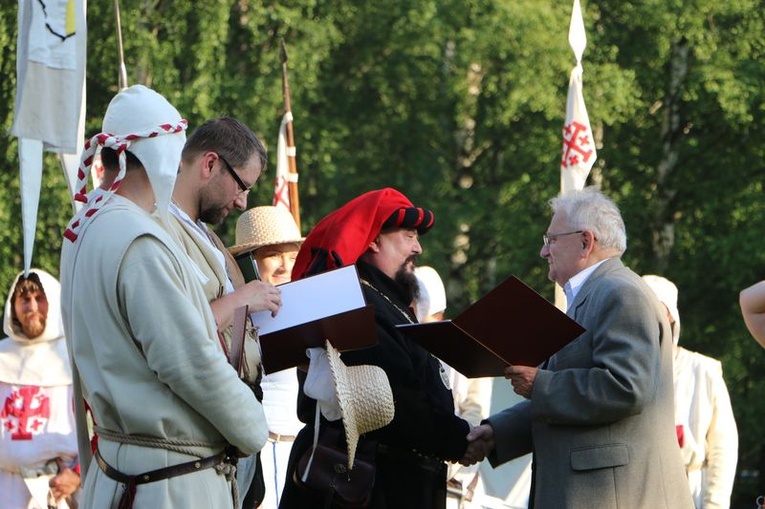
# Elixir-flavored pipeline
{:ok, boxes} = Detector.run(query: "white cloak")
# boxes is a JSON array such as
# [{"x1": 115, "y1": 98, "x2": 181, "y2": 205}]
[{"x1": 60, "y1": 196, "x2": 268, "y2": 508}]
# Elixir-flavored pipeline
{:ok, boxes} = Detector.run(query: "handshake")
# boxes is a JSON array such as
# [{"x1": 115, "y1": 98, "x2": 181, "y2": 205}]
[{"x1": 459, "y1": 423, "x2": 495, "y2": 466}]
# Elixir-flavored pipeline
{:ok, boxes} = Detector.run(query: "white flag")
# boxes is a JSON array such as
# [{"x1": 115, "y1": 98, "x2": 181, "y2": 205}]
[
  {"x1": 560, "y1": 0, "x2": 596, "y2": 193},
  {"x1": 273, "y1": 111, "x2": 294, "y2": 211},
  {"x1": 12, "y1": 0, "x2": 87, "y2": 273}
]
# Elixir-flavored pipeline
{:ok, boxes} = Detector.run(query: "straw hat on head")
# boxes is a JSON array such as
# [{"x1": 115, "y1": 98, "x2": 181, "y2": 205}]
[
  {"x1": 325, "y1": 340, "x2": 394, "y2": 470},
  {"x1": 229, "y1": 206, "x2": 304, "y2": 256}
]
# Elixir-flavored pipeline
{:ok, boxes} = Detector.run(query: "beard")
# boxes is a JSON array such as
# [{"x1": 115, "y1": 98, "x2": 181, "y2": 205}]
[
  {"x1": 199, "y1": 205, "x2": 229, "y2": 225},
  {"x1": 198, "y1": 186, "x2": 230, "y2": 225},
  {"x1": 20, "y1": 314, "x2": 46, "y2": 339},
  {"x1": 394, "y1": 256, "x2": 420, "y2": 301}
]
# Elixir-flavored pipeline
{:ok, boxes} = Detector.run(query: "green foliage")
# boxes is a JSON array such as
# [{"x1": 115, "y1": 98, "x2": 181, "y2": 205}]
[{"x1": 0, "y1": 0, "x2": 763, "y2": 503}]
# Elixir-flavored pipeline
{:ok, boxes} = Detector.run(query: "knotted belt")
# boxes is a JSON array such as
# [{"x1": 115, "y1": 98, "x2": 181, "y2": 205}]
[{"x1": 94, "y1": 447, "x2": 237, "y2": 509}]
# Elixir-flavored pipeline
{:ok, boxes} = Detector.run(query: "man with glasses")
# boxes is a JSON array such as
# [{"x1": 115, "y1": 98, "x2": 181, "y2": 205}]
[
  {"x1": 167, "y1": 116, "x2": 282, "y2": 508},
  {"x1": 465, "y1": 187, "x2": 693, "y2": 508}
]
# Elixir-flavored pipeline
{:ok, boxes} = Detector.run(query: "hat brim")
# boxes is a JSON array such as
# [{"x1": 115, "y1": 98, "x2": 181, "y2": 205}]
[
  {"x1": 325, "y1": 340, "x2": 394, "y2": 469},
  {"x1": 228, "y1": 237, "x2": 304, "y2": 256}
]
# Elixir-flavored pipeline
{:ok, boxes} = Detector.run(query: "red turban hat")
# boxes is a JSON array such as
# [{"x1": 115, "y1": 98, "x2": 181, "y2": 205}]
[{"x1": 292, "y1": 188, "x2": 434, "y2": 280}]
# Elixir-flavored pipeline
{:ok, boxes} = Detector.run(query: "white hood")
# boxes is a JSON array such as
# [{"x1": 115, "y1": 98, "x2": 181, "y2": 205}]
[
  {"x1": 3, "y1": 268, "x2": 64, "y2": 344},
  {"x1": 0, "y1": 269, "x2": 71, "y2": 385}
]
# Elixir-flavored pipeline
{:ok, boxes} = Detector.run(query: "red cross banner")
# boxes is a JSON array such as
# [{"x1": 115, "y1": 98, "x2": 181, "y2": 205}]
[
  {"x1": 273, "y1": 111, "x2": 294, "y2": 213},
  {"x1": 560, "y1": 0, "x2": 596, "y2": 193}
]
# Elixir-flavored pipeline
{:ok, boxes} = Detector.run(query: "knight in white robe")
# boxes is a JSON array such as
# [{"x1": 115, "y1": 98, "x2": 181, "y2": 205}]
[
  {"x1": 0, "y1": 269, "x2": 80, "y2": 508},
  {"x1": 60, "y1": 85, "x2": 268, "y2": 509}
]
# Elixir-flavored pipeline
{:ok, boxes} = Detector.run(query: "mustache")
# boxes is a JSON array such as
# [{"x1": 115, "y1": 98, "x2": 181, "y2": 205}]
[{"x1": 405, "y1": 255, "x2": 419, "y2": 265}]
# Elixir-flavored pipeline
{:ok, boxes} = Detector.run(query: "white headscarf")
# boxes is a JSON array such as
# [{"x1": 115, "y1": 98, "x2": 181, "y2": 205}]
[
  {"x1": 64, "y1": 85, "x2": 187, "y2": 242},
  {"x1": 414, "y1": 266, "x2": 447, "y2": 321},
  {"x1": 642, "y1": 274, "x2": 681, "y2": 344}
]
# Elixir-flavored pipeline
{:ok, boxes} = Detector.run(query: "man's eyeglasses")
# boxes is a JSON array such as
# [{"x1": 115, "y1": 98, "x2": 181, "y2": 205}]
[
  {"x1": 543, "y1": 230, "x2": 583, "y2": 247},
  {"x1": 217, "y1": 153, "x2": 250, "y2": 194}
]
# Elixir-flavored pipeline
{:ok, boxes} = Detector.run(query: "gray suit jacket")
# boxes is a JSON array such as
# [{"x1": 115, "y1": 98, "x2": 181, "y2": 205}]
[{"x1": 487, "y1": 258, "x2": 693, "y2": 509}]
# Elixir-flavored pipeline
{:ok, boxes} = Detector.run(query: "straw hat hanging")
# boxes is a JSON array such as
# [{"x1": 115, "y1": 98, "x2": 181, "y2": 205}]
[{"x1": 325, "y1": 340, "x2": 395, "y2": 469}]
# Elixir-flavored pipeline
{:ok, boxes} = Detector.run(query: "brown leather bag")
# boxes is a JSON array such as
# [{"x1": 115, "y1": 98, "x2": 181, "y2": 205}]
[{"x1": 294, "y1": 426, "x2": 377, "y2": 508}]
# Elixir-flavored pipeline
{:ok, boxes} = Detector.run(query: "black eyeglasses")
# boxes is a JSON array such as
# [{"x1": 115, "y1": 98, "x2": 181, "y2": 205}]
[
  {"x1": 217, "y1": 153, "x2": 250, "y2": 194},
  {"x1": 543, "y1": 230, "x2": 583, "y2": 247}
]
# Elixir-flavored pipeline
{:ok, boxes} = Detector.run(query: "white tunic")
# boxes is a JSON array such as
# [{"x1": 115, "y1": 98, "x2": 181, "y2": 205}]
[
  {"x1": 60, "y1": 196, "x2": 268, "y2": 508},
  {"x1": 259, "y1": 368, "x2": 303, "y2": 508},
  {"x1": 674, "y1": 347, "x2": 738, "y2": 509},
  {"x1": 0, "y1": 269, "x2": 78, "y2": 509}
]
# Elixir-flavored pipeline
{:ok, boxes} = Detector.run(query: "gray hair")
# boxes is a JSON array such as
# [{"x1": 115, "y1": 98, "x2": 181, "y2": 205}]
[{"x1": 549, "y1": 186, "x2": 627, "y2": 253}]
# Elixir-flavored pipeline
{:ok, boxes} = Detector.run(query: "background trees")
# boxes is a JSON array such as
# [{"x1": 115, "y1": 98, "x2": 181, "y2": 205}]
[{"x1": 0, "y1": 0, "x2": 762, "y2": 504}]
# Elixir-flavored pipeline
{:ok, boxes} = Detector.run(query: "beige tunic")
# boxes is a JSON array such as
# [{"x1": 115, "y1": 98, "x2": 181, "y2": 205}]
[
  {"x1": 60, "y1": 196, "x2": 268, "y2": 508},
  {"x1": 166, "y1": 209, "x2": 262, "y2": 385}
]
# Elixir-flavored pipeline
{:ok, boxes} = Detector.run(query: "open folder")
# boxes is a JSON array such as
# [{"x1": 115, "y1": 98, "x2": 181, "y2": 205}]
[
  {"x1": 250, "y1": 265, "x2": 378, "y2": 374},
  {"x1": 396, "y1": 276, "x2": 585, "y2": 378}
]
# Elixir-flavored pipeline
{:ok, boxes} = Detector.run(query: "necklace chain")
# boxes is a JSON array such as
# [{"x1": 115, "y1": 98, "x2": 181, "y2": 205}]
[{"x1": 360, "y1": 279, "x2": 415, "y2": 324}]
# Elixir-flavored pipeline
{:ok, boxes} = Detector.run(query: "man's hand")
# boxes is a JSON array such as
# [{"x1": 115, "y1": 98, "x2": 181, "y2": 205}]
[
  {"x1": 505, "y1": 364, "x2": 537, "y2": 399},
  {"x1": 213, "y1": 281, "x2": 283, "y2": 328},
  {"x1": 239, "y1": 280, "x2": 282, "y2": 316},
  {"x1": 461, "y1": 424, "x2": 495, "y2": 466},
  {"x1": 49, "y1": 459, "x2": 80, "y2": 501}
]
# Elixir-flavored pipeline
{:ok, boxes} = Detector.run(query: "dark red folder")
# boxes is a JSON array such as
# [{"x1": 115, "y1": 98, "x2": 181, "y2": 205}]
[{"x1": 396, "y1": 276, "x2": 585, "y2": 378}]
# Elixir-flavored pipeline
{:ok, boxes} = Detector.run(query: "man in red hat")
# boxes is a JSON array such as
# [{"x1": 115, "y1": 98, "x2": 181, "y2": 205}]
[{"x1": 279, "y1": 188, "x2": 471, "y2": 509}]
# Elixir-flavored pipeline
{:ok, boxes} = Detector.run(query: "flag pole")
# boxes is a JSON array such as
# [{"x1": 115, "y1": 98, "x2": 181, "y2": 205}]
[
  {"x1": 114, "y1": 0, "x2": 128, "y2": 89},
  {"x1": 279, "y1": 40, "x2": 301, "y2": 232},
  {"x1": 556, "y1": 0, "x2": 597, "y2": 310}
]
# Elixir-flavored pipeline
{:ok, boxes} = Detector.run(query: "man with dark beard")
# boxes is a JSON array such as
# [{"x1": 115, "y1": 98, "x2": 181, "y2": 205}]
[
  {"x1": 279, "y1": 188, "x2": 472, "y2": 509},
  {"x1": 166, "y1": 116, "x2": 282, "y2": 508}
]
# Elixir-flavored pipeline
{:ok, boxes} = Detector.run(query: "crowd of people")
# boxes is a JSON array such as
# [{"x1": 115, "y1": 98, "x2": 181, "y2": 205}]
[{"x1": 1, "y1": 84, "x2": 761, "y2": 509}]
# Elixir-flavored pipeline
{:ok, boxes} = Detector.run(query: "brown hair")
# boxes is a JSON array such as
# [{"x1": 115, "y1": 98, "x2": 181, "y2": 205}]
[{"x1": 181, "y1": 116, "x2": 267, "y2": 171}]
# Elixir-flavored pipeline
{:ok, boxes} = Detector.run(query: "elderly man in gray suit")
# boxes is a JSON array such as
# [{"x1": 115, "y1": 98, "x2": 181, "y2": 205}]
[{"x1": 464, "y1": 187, "x2": 693, "y2": 509}]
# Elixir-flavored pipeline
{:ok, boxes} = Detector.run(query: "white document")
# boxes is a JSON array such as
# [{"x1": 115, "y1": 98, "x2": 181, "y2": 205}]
[{"x1": 251, "y1": 265, "x2": 366, "y2": 336}]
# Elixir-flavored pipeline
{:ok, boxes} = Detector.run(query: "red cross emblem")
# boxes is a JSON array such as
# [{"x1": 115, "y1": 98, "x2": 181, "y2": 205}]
[
  {"x1": 561, "y1": 121, "x2": 594, "y2": 169},
  {"x1": 1, "y1": 386, "x2": 50, "y2": 440},
  {"x1": 272, "y1": 177, "x2": 290, "y2": 209}
]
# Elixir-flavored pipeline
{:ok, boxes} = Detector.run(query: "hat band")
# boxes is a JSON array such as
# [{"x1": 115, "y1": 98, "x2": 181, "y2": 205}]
[{"x1": 382, "y1": 207, "x2": 434, "y2": 234}]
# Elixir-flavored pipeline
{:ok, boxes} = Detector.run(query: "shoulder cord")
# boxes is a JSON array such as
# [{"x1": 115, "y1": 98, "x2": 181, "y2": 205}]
[{"x1": 360, "y1": 278, "x2": 415, "y2": 325}]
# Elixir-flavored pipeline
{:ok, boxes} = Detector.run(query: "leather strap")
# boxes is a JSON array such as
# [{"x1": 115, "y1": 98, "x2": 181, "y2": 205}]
[
  {"x1": 94, "y1": 448, "x2": 229, "y2": 509},
  {"x1": 229, "y1": 305, "x2": 249, "y2": 376},
  {"x1": 268, "y1": 432, "x2": 297, "y2": 442}
]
